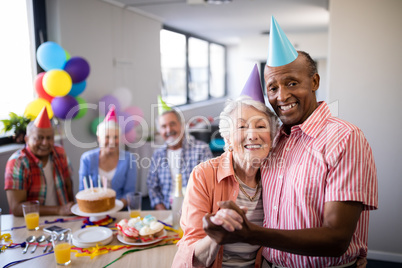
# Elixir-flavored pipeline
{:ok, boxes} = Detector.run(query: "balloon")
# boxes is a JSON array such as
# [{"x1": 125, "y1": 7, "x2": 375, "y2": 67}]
[
  {"x1": 43, "y1": 69, "x2": 72, "y2": 97},
  {"x1": 124, "y1": 128, "x2": 137, "y2": 144},
  {"x1": 112, "y1": 87, "x2": 132, "y2": 109},
  {"x1": 123, "y1": 106, "x2": 144, "y2": 126},
  {"x1": 99, "y1": 94, "x2": 120, "y2": 116},
  {"x1": 68, "y1": 80, "x2": 87, "y2": 97},
  {"x1": 64, "y1": 57, "x2": 90, "y2": 83},
  {"x1": 65, "y1": 50, "x2": 71, "y2": 61},
  {"x1": 74, "y1": 97, "x2": 88, "y2": 119},
  {"x1": 36, "y1": 41, "x2": 66, "y2": 71},
  {"x1": 119, "y1": 111, "x2": 135, "y2": 133},
  {"x1": 90, "y1": 116, "x2": 104, "y2": 135},
  {"x1": 34, "y1": 72, "x2": 54, "y2": 102},
  {"x1": 24, "y1": 98, "x2": 53, "y2": 119},
  {"x1": 51, "y1": 95, "x2": 78, "y2": 119}
]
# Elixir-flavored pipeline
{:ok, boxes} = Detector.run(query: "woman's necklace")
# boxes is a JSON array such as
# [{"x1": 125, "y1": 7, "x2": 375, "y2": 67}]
[{"x1": 234, "y1": 173, "x2": 260, "y2": 202}]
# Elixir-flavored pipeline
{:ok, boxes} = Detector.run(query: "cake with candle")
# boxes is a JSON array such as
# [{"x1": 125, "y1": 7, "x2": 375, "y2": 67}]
[{"x1": 75, "y1": 188, "x2": 116, "y2": 213}]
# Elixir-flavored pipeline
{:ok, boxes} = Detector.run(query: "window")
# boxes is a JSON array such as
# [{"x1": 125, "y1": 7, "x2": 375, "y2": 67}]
[
  {"x1": 160, "y1": 28, "x2": 226, "y2": 106},
  {"x1": 0, "y1": 0, "x2": 36, "y2": 121}
]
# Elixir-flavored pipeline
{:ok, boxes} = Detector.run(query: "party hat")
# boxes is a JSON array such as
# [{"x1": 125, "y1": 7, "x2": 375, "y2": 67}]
[
  {"x1": 240, "y1": 64, "x2": 265, "y2": 104},
  {"x1": 34, "y1": 106, "x2": 51, "y2": 128},
  {"x1": 267, "y1": 16, "x2": 298, "y2": 67},
  {"x1": 158, "y1": 95, "x2": 172, "y2": 115},
  {"x1": 104, "y1": 106, "x2": 118, "y2": 122}
]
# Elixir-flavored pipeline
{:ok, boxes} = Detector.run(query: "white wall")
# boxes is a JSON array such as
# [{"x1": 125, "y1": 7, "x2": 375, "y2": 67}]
[{"x1": 328, "y1": 0, "x2": 402, "y2": 262}]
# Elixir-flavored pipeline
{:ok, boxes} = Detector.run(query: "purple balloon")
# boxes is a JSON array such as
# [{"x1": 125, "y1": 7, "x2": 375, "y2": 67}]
[
  {"x1": 51, "y1": 95, "x2": 79, "y2": 119},
  {"x1": 64, "y1": 57, "x2": 90, "y2": 83},
  {"x1": 119, "y1": 111, "x2": 135, "y2": 133},
  {"x1": 99, "y1": 94, "x2": 121, "y2": 116}
]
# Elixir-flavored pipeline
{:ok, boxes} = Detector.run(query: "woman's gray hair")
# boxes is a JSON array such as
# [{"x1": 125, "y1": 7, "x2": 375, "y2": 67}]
[
  {"x1": 96, "y1": 120, "x2": 121, "y2": 137},
  {"x1": 219, "y1": 96, "x2": 279, "y2": 151}
]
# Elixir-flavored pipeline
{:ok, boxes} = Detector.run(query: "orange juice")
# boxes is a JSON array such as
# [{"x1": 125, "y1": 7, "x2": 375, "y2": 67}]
[
  {"x1": 25, "y1": 212, "x2": 39, "y2": 230},
  {"x1": 130, "y1": 210, "x2": 141, "y2": 218},
  {"x1": 54, "y1": 243, "x2": 71, "y2": 265}
]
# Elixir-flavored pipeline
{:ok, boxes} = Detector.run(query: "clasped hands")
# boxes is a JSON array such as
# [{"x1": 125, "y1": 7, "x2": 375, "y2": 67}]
[{"x1": 203, "y1": 200, "x2": 253, "y2": 245}]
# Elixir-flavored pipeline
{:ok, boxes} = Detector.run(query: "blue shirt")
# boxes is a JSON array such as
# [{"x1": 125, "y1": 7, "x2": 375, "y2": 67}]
[
  {"x1": 78, "y1": 148, "x2": 137, "y2": 200},
  {"x1": 146, "y1": 135, "x2": 213, "y2": 209}
]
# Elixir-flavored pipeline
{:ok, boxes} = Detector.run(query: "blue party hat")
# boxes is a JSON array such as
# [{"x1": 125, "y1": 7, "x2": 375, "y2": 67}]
[
  {"x1": 240, "y1": 64, "x2": 265, "y2": 104},
  {"x1": 267, "y1": 16, "x2": 298, "y2": 67}
]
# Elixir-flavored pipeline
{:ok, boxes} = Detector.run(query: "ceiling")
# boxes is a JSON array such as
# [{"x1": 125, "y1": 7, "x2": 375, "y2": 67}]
[{"x1": 107, "y1": 0, "x2": 330, "y2": 45}]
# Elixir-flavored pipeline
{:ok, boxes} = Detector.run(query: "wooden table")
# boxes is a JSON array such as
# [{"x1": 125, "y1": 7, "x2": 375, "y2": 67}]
[{"x1": 0, "y1": 210, "x2": 178, "y2": 267}]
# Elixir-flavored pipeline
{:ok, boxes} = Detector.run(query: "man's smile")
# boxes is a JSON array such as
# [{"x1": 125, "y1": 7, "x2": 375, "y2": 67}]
[{"x1": 279, "y1": 103, "x2": 297, "y2": 111}]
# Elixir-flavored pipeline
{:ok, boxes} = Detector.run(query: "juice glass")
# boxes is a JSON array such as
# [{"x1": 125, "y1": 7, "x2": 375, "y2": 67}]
[
  {"x1": 21, "y1": 201, "x2": 40, "y2": 231},
  {"x1": 52, "y1": 229, "x2": 72, "y2": 266},
  {"x1": 126, "y1": 192, "x2": 142, "y2": 218}
]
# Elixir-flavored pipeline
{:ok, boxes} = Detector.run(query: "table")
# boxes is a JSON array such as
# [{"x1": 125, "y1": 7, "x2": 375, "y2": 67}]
[{"x1": 0, "y1": 210, "x2": 178, "y2": 267}]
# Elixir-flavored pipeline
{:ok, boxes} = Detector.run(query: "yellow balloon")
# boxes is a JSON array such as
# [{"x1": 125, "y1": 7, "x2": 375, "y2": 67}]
[
  {"x1": 43, "y1": 69, "x2": 72, "y2": 97},
  {"x1": 24, "y1": 98, "x2": 54, "y2": 119}
]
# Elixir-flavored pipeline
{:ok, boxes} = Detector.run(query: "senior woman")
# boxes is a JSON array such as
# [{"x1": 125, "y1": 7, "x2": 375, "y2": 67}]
[
  {"x1": 78, "y1": 107, "x2": 137, "y2": 207},
  {"x1": 172, "y1": 65, "x2": 279, "y2": 268}
]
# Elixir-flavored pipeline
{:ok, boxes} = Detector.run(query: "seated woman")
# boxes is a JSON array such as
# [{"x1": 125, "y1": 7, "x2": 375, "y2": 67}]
[
  {"x1": 172, "y1": 65, "x2": 279, "y2": 268},
  {"x1": 78, "y1": 107, "x2": 137, "y2": 207}
]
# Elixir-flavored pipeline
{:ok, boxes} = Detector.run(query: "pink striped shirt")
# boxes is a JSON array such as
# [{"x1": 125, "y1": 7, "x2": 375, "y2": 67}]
[{"x1": 261, "y1": 102, "x2": 378, "y2": 268}]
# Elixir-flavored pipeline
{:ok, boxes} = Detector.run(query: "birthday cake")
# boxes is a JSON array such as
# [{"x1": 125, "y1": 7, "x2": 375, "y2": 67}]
[
  {"x1": 116, "y1": 215, "x2": 165, "y2": 243},
  {"x1": 76, "y1": 188, "x2": 116, "y2": 213}
]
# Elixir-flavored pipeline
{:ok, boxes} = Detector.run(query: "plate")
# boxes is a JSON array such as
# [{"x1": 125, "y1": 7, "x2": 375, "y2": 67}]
[
  {"x1": 71, "y1": 199, "x2": 124, "y2": 217},
  {"x1": 116, "y1": 230, "x2": 166, "y2": 246},
  {"x1": 73, "y1": 234, "x2": 113, "y2": 248},
  {"x1": 73, "y1": 227, "x2": 113, "y2": 243}
]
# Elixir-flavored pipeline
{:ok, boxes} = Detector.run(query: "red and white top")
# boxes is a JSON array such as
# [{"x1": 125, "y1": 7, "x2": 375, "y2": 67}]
[{"x1": 261, "y1": 102, "x2": 378, "y2": 268}]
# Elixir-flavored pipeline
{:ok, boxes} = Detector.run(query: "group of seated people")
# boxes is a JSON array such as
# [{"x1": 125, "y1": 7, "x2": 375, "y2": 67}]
[
  {"x1": 4, "y1": 20, "x2": 377, "y2": 267},
  {"x1": 4, "y1": 100, "x2": 212, "y2": 216}
]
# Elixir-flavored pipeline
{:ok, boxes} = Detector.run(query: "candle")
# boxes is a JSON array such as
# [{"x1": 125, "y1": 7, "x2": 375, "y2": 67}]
[
  {"x1": 83, "y1": 176, "x2": 88, "y2": 190},
  {"x1": 89, "y1": 177, "x2": 94, "y2": 192},
  {"x1": 98, "y1": 175, "x2": 101, "y2": 189},
  {"x1": 103, "y1": 177, "x2": 107, "y2": 192}
]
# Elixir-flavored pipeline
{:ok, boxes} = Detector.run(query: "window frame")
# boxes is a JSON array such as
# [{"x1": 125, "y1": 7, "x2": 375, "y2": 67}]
[{"x1": 161, "y1": 26, "x2": 227, "y2": 106}]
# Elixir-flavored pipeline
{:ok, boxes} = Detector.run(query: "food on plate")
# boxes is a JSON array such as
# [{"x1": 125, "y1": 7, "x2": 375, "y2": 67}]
[
  {"x1": 116, "y1": 214, "x2": 165, "y2": 243},
  {"x1": 75, "y1": 188, "x2": 116, "y2": 213}
]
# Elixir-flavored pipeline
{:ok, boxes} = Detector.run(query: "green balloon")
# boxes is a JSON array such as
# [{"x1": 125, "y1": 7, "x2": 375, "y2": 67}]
[
  {"x1": 74, "y1": 97, "x2": 87, "y2": 119},
  {"x1": 90, "y1": 116, "x2": 104, "y2": 135},
  {"x1": 65, "y1": 50, "x2": 71, "y2": 61}
]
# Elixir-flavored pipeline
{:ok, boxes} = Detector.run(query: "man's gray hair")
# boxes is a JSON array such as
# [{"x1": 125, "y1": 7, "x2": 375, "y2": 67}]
[
  {"x1": 219, "y1": 96, "x2": 279, "y2": 151},
  {"x1": 156, "y1": 109, "x2": 184, "y2": 131}
]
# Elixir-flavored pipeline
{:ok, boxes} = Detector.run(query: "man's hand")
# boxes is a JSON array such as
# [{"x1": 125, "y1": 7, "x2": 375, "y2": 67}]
[
  {"x1": 356, "y1": 257, "x2": 367, "y2": 268},
  {"x1": 58, "y1": 202, "x2": 74, "y2": 216},
  {"x1": 203, "y1": 201, "x2": 253, "y2": 245}
]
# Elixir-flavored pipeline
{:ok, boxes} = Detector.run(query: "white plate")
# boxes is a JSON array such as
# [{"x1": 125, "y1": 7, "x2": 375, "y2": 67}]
[
  {"x1": 73, "y1": 227, "x2": 113, "y2": 243},
  {"x1": 116, "y1": 230, "x2": 166, "y2": 246},
  {"x1": 71, "y1": 199, "x2": 124, "y2": 217},
  {"x1": 72, "y1": 234, "x2": 113, "y2": 248}
]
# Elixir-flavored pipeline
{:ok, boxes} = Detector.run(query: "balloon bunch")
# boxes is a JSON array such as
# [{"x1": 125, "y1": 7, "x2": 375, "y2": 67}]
[
  {"x1": 91, "y1": 87, "x2": 144, "y2": 144},
  {"x1": 25, "y1": 41, "x2": 90, "y2": 120}
]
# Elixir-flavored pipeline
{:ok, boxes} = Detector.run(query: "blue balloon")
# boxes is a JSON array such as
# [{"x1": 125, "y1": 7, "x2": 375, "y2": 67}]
[
  {"x1": 36, "y1": 41, "x2": 66, "y2": 71},
  {"x1": 68, "y1": 80, "x2": 87, "y2": 97}
]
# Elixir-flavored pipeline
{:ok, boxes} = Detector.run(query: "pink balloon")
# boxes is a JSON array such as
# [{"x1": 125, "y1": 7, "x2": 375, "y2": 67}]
[
  {"x1": 124, "y1": 128, "x2": 136, "y2": 144},
  {"x1": 124, "y1": 106, "x2": 143, "y2": 118}
]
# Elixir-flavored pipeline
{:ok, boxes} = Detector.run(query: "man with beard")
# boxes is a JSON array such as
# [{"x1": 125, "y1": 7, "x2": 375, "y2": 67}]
[{"x1": 147, "y1": 97, "x2": 213, "y2": 210}]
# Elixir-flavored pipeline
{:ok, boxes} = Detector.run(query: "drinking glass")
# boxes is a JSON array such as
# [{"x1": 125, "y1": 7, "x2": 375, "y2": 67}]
[
  {"x1": 22, "y1": 201, "x2": 40, "y2": 231},
  {"x1": 126, "y1": 192, "x2": 142, "y2": 218},
  {"x1": 52, "y1": 229, "x2": 72, "y2": 266}
]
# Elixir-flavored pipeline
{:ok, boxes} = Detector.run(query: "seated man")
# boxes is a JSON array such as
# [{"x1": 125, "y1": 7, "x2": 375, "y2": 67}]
[
  {"x1": 147, "y1": 96, "x2": 213, "y2": 210},
  {"x1": 4, "y1": 107, "x2": 74, "y2": 216}
]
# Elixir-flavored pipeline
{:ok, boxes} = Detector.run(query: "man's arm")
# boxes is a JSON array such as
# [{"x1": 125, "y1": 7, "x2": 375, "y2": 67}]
[
  {"x1": 204, "y1": 200, "x2": 363, "y2": 257},
  {"x1": 6, "y1": 190, "x2": 74, "y2": 216}
]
